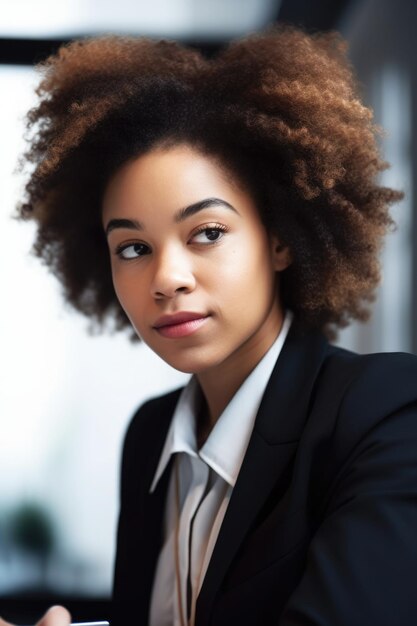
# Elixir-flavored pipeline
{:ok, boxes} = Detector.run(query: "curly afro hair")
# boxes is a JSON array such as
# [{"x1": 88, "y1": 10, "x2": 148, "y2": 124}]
[{"x1": 16, "y1": 23, "x2": 403, "y2": 340}]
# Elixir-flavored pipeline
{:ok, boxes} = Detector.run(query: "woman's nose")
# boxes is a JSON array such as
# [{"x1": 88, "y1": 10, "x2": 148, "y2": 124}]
[{"x1": 150, "y1": 249, "x2": 196, "y2": 299}]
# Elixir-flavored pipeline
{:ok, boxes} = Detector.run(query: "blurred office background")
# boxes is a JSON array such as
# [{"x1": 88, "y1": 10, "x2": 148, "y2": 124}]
[{"x1": 0, "y1": 0, "x2": 416, "y2": 621}]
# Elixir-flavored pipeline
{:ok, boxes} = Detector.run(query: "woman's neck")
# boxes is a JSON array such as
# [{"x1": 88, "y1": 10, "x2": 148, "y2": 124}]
[{"x1": 196, "y1": 306, "x2": 285, "y2": 436}]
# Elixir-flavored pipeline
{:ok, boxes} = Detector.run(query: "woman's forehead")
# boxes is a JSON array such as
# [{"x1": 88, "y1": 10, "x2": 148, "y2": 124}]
[{"x1": 101, "y1": 144, "x2": 251, "y2": 220}]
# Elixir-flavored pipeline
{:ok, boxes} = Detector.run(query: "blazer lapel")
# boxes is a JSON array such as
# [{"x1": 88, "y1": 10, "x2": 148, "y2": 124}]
[
  {"x1": 139, "y1": 453, "x2": 174, "y2": 619},
  {"x1": 195, "y1": 324, "x2": 329, "y2": 626},
  {"x1": 117, "y1": 390, "x2": 179, "y2": 625}
]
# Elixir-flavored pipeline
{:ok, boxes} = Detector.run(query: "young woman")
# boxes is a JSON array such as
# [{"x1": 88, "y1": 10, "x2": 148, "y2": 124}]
[{"x1": 3, "y1": 23, "x2": 417, "y2": 626}]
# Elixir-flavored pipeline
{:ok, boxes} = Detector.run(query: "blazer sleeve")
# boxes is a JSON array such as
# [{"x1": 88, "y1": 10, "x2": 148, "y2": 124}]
[{"x1": 278, "y1": 352, "x2": 417, "y2": 626}]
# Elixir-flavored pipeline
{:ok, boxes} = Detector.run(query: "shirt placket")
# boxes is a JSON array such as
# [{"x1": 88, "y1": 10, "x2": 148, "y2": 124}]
[{"x1": 175, "y1": 453, "x2": 209, "y2": 626}]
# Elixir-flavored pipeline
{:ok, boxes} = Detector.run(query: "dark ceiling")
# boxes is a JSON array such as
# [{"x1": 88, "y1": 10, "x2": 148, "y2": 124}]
[
  {"x1": 278, "y1": 0, "x2": 356, "y2": 31},
  {"x1": 0, "y1": 0, "x2": 358, "y2": 65}
]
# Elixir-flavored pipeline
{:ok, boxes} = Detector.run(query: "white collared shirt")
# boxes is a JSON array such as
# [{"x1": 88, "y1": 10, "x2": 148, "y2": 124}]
[{"x1": 148, "y1": 311, "x2": 293, "y2": 626}]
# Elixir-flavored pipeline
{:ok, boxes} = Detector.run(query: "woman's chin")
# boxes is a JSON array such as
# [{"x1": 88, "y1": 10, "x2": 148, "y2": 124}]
[{"x1": 153, "y1": 349, "x2": 222, "y2": 376}]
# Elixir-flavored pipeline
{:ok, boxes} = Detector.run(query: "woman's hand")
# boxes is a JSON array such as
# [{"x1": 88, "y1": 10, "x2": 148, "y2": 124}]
[{"x1": 0, "y1": 605, "x2": 71, "y2": 626}]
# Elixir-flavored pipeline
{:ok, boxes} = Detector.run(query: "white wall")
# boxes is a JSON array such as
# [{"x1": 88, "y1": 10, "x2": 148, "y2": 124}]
[{"x1": 0, "y1": 65, "x2": 188, "y2": 594}]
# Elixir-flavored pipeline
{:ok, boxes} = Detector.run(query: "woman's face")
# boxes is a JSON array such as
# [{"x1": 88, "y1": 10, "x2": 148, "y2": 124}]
[{"x1": 102, "y1": 144, "x2": 290, "y2": 375}]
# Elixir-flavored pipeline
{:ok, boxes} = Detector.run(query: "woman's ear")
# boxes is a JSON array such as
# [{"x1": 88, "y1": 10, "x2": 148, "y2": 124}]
[{"x1": 270, "y1": 235, "x2": 292, "y2": 271}]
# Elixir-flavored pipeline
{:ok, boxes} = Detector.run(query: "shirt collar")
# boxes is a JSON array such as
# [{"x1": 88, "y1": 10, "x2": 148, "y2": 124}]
[{"x1": 149, "y1": 310, "x2": 293, "y2": 493}]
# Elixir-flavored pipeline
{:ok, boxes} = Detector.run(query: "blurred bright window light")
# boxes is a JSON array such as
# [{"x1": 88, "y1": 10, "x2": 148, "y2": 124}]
[
  {"x1": 1, "y1": 0, "x2": 280, "y2": 39},
  {"x1": 0, "y1": 64, "x2": 188, "y2": 596}
]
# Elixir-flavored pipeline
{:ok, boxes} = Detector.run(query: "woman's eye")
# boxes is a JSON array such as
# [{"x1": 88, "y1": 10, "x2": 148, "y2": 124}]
[
  {"x1": 191, "y1": 226, "x2": 227, "y2": 244},
  {"x1": 116, "y1": 242, "x2": 150, "y2": 259}
]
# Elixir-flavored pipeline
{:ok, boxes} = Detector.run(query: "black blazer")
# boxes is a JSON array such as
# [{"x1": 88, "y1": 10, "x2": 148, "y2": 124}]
[{"x1": 112, "y1": 321, "x2": 417, "y2": 626}]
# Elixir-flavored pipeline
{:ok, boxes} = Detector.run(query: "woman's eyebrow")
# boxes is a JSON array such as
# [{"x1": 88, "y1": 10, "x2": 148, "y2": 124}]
[
  {"x1": 105, "y1": 217, "x2": 141, "y2": 236},
  {"x1": 105, "y1": 197, "x2": 238, "y2": 236},
  {"x1": 174, "y1": 197, "x2": 238, "y2": 223}
]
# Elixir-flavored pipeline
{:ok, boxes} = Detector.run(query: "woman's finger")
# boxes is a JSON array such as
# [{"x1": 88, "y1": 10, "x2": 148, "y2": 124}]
[
  {"x1": 35, "y1": 606, "x2": 72, "y2": 626},
  {"x1": 0, "y1": 617, "x2": 14, "y2": 626}
]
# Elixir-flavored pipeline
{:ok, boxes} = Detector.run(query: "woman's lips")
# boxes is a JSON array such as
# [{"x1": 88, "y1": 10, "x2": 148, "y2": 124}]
[{"x1": 154, "y1": 315, "x2": 210, "y2": 338}]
